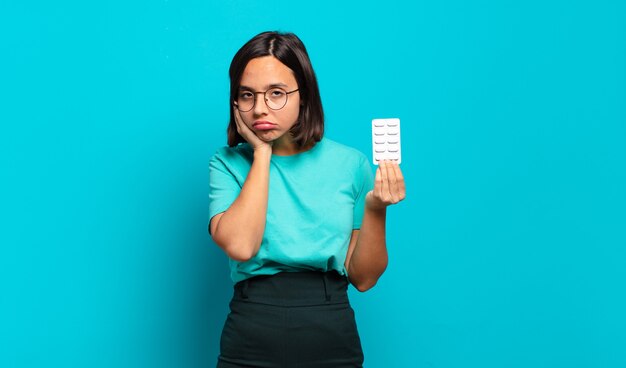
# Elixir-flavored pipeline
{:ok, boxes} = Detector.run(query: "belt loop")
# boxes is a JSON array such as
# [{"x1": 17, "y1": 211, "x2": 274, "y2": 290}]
[
  {"x1": 241, "y1": 279, "x2": 250, "y2": 299},
  {"x1": 322, "y1": 272, "x2": 331, "y2": 302}
]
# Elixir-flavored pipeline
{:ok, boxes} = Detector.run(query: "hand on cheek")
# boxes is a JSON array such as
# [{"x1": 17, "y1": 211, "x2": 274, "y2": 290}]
[{"x1": 233, "y1": 107, "x2": 273, "y2": 151}]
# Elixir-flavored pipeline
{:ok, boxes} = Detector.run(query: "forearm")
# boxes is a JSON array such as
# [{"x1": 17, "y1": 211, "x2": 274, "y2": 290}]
[
  {"x1": 348, "y1": 206, "x2": 388, "y2": 291},
  {"x1": 213, "y1": 148, "x2": 271, "y2": 261}
]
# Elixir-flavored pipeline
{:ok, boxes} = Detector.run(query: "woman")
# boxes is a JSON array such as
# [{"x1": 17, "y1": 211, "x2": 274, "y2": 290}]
[{"x1": 208, "y1": 31, "x2": 405, "y2": 368}]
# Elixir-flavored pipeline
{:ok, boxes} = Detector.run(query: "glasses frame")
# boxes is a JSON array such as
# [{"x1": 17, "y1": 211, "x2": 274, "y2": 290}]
[{"x1": 234, "y1": 88, "x2": 300, "y2": 112}]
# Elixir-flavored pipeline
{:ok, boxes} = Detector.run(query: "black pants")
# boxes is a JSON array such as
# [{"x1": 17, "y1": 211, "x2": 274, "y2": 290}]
[{"x1": 217, "y1": 271, "x2": 364, "y2": 368}]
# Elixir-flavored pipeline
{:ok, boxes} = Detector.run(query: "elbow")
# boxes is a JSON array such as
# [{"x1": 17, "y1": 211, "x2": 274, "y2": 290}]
[
  {"x1": 354, "y1": 283, "x2": 376, "y2": 293},
  {"x1": 354, "y1": 280, "x2": 378, "y2": 292},
  {"x1": 349, "y1": 274, "x2": 382, "y2": 292},
  {"x1": 349, "y1": 263, "x2": 388, "y2": 292},
  {"x1": 211, "y1": 227, "x2": 260, "y2": 262},
  {"x1": 226, "y1": 246, "x2": 256, "y2": 262},
  {"x1": 218, "y1": 238, "x2": 259, "y2": 262},
  {"x1": 348, "y1": 259, "x2": 388, "y2": 293}
]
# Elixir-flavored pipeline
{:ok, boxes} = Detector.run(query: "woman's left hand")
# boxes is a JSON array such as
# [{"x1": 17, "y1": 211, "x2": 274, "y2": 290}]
[{"x1": 365, "y1": 160, "x2": 406, "y2": 211}]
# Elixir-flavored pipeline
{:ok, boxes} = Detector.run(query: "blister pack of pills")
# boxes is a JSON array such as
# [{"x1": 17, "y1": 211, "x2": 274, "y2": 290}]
[{"x1": 372, "y1": 118, "x2": 401, "y2": 165}]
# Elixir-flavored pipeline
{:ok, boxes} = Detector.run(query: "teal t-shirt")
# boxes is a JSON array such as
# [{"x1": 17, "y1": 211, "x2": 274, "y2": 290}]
[{"x1": 208, "y1": 137, "x2": 374, "y2": 283}]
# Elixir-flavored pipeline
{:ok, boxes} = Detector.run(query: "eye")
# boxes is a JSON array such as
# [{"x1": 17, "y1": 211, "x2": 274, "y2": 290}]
[
  {"x1": 239, "y1": 91, "x2": 253, "y2": 99},
  {"x1": 269, "y1": 89, "x2": 286, "y2": 98}
]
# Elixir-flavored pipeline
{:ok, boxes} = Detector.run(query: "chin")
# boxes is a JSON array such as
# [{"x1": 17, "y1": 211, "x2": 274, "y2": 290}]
[{"x1": 257, "y1": 131, "x2": 284, "y2": 142}]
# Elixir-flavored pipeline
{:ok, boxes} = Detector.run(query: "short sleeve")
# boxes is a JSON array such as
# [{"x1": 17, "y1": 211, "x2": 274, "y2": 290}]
[
  {"x1": 208, "y1": 151, "x2": 242, "y2": 232},
  {"x1": 352, "y1": 155, "x2": 375, "y2": 229}
]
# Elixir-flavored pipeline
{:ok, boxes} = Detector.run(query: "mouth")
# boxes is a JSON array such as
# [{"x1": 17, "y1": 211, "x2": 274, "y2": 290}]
[{"x1": 252, "y1": 120, "x2": 277, "y2": 131}]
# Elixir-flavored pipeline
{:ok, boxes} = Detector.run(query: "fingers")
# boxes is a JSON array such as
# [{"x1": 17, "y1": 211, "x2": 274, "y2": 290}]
[
  {"x1": 378, "y1": 160, "x2": 406, "y2": 204},
  {"x1": 233, "y1": 107, "x2": 245, "y2": 134},
  {"x1": 368, "y1": 160, "x2": 406, "y2": 211},
  {"x1": 374, "y1": 163, "x2": 383, "y2": 200},
  {"x1": 386, "y1": 161, "x2": 399, "y2": 203},
  {"x1": 232, "y1": 107, "x2": 267, "y2": 149},
  {"x1": 379, "y1": 160, "x2": 389, "y2": 201},
  {"x1": 391, "y1": 162, "x2": 406, "y2": 201}
]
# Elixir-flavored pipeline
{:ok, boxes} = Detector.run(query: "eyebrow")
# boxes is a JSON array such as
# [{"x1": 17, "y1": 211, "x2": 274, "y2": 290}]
[{"x1": 239, "y1": 83, "x2": 289, "y2": 91}]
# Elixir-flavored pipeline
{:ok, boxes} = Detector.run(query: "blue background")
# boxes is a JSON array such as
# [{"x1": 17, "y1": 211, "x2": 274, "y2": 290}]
[{"x1": 2, "y1": 0, "x2": 625, "y2": 367}]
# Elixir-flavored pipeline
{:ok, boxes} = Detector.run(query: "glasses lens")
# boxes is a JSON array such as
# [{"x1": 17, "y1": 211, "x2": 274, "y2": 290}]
[
  {"x1": 236, "y1": 88, "x2": 290, "y2": 111},
  {"x1": 236, "y1": 91, "x2": 254, "y2": 112},
  {"x1": 266, "y1": 88, "x2": 287, "y2": 110}
]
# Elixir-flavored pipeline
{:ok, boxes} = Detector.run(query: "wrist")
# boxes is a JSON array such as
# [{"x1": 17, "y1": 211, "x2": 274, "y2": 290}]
[
  {"x1": 365, "y1": 201, "x2": 388, "y2": 214},
  {"x1": 253, "y1": 145, "x2": 272, "y2": 158},
  {"x1": 365, "y1": 192, "x2": 388, "y2": 213}
]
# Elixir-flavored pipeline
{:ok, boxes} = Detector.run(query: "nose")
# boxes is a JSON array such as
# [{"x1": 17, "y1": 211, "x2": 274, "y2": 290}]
[{"x1": 252, "y1": 92, "x2": 268, "y2": 116}]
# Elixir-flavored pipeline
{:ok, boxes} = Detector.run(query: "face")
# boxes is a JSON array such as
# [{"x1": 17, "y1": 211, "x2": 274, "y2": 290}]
[{"x1": 236, "y1": 56, "x2": 301, "y2": 147}]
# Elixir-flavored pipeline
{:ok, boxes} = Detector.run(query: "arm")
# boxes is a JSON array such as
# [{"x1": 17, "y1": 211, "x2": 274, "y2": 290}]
[
  {"x1": 346, "y1": 160, "x2": 406, "y2": 292},
  {"x1": 209, "y1": 109, "x2": 272, "y2": 262}
]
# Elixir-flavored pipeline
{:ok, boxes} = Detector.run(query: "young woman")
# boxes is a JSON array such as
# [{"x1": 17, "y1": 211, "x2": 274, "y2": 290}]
[{"x1": 208, "y1": 31, "x2": 405, "y2": 368}]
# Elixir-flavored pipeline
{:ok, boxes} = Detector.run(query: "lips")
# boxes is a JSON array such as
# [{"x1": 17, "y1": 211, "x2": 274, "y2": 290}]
[{"x1": 252, "y1": 120, "x2": 277, "y2": 131}]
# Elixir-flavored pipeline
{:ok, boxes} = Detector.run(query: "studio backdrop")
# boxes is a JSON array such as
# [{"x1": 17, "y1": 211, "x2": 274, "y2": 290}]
[{"x1": 2, "y1": 1, "x2": 625, "y2": 367}]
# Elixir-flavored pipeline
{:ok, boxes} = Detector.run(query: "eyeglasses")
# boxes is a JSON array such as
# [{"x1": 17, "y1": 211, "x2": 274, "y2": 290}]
[{"x1": 235, "y1": 87, "x2": 299, "y2": 112}]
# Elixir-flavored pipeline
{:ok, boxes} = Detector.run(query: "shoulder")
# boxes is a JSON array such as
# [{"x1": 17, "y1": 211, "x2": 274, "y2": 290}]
[
  {"x1": 210, "y1": 144, "x2": 254, "y2": 166},
  {"x1": 320, "y1": 137, "x2": 369, "y2": 165}
]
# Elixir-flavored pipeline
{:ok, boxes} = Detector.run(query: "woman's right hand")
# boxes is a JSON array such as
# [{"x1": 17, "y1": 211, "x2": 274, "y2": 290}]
[
  {"x1": 233, "y1": 107, "x2": 273, "y2": 152},
  {"x1": 211, "y1": 107, "x2": 272, "y2": 261}
]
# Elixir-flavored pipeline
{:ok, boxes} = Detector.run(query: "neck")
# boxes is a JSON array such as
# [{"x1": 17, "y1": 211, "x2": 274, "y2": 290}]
[{"x1": 272, "y1": 135, "x2": 313, "y2": 156}]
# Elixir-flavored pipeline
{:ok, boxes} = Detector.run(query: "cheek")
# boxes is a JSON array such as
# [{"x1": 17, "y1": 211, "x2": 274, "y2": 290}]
[
  {"x1": 239, "y1": 112, "x2": 255, "y2": 127},
  {"x1": 286, "y1": 104, "x2": 301, "y2": 124}
]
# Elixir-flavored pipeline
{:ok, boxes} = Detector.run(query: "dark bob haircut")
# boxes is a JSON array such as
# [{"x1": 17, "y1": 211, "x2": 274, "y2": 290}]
[{"x1": 227, "y1": 31, "x2": 324, "y2": 148}]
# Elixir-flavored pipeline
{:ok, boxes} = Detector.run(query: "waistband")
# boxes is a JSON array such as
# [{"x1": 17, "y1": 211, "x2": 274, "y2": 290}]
[{"x1": 232, "y1": 270, "x2": 350, "y2": 307}]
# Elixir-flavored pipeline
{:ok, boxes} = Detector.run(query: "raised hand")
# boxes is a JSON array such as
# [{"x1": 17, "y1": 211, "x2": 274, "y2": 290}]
[
  {"x1": 233, "y1": 107, "x2": 273, "y2": 152},
  {"x1": 365, "y1": 160, "x2": 406, "y2": 211}
]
